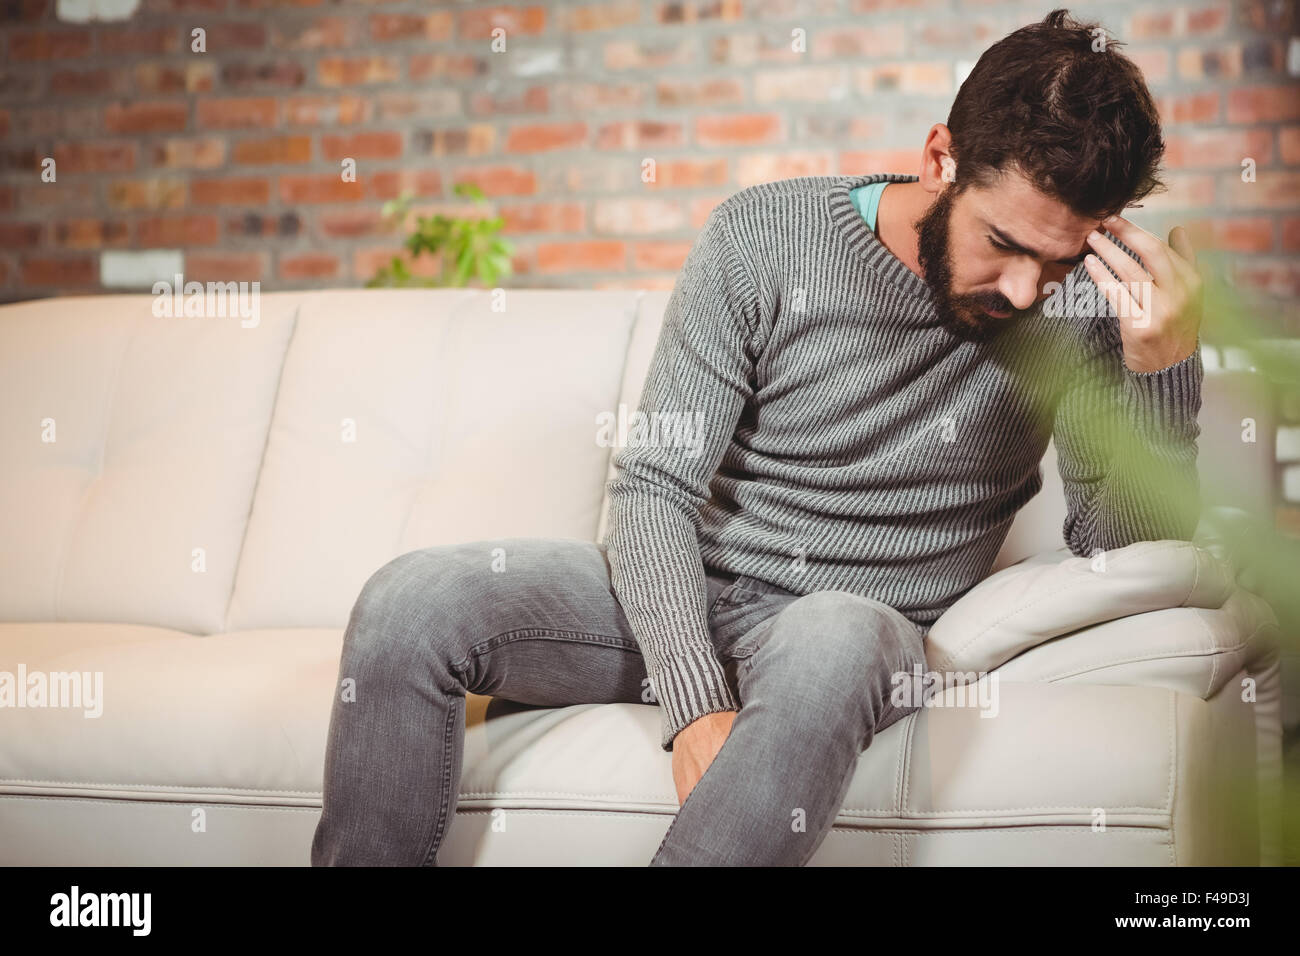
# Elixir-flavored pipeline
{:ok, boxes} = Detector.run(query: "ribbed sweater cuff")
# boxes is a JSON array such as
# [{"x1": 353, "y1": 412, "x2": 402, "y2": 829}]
[
  {"x1": 1120, "y1": 343, "x2": 1203, "y2": 440},
  {"x1": 651, "y1": 646, "x2": 740, "y2": 752}
]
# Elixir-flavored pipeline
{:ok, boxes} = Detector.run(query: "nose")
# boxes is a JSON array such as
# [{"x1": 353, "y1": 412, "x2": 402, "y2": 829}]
[{"x1": 998, "y1": 260, "x2": 1043, "y2": 312}]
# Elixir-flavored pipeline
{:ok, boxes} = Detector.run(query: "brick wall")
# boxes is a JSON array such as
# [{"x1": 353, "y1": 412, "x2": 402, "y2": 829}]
[{"x1": 1, "y1": 0, "x2": 1299, "y2": 521}]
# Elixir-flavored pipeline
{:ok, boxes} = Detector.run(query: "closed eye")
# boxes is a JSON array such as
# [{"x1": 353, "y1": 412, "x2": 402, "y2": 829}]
[{"x1": 988, "y1": 234, "x2": 1087, "y2": 267}]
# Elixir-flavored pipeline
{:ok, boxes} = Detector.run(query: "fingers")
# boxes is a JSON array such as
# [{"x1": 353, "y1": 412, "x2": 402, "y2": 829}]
[
  {"x1": 1084, "y1": 253, "x2": 1147, "y2": 327},
  {"x1": 1166, "y1": 225, "x2": 1202, "y2": 288},
  {"x1": 1095, "y1": 214, "x2": 1175, "y2": 288}
]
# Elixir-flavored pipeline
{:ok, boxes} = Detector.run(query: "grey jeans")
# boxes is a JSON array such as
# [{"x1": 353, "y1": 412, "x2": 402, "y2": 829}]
[{"x1": 310, "y1": 537, "x2": 927, "y2": 866}]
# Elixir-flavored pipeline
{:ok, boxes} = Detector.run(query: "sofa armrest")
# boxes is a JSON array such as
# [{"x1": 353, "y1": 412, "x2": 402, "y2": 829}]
[{"x1": 926, "y1": 539, "x2": 1239, "y2": 680}]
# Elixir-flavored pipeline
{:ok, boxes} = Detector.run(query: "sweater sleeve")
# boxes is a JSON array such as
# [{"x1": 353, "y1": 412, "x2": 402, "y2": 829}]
[
  {"x1": 602, "y1": 206, "x2": 762, "y2": 751},
  {"x1": 1052, "y1": 303, "x2": 1204, "y2": 558}
]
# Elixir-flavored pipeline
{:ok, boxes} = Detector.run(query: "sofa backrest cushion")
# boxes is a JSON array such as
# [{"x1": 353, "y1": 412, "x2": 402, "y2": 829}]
[
  {"x1": 0, "y1": 293, "x2": 298, "y2": 634},
  {"x1": 224, "y1": 289, "x2": 638, "y2": 631}
]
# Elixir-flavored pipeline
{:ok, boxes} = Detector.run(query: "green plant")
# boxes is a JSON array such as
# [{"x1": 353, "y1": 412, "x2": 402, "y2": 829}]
[{"x1": 367, "y1": 181, "x2": 514, "y2": 288}]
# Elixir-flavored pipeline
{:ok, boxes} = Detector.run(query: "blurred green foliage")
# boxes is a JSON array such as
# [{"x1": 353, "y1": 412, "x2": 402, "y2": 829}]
[{"x1": 367, "y1": 181, "x2": 514, "y2": 289}]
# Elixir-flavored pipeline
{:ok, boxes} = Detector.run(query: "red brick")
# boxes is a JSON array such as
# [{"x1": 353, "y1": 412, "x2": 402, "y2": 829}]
[
  {"x1": 184, "y1": 252, "x2": 264, "y2": 282},
  {"x1": 592, "y1": 198, "x2": 684, "y2": 234},
  {"x1": 106, "y1": 179, "x2": 186, "y2": 211},
  {"x1": 1281, "y1": 127, "x2": 1300, "y2": 165},
  {"x1": 197, "y1": 97, "x2": 278, "y2": 129},
  {"x1": 49, "y1": 68, "x2": 131, "y2": 97},
  {"x1": 352, "y1": 246, "x2": 442, "y2": 282},
  {"x1": 4, "y1": 0, "x2": 47, "y2": 21},
  {"x1": 271, "y1": 16, "x2": 356, "y2": 49},
  {"x1": 0, "y1": 110, "x2": 8, "y2": 138},
  {"x1": 850, "y1": 0, "x2": 945, "y2": 8},
  {"x1": 467, "y1": 85, "x2": 549, "y2": 116},
  {"x1": 134, "y1": 62, "x2": 216, "y2": 94},
  {"x1": 536, "y1": 240, "x2": 626, "y2": 273},
  {"x1": 458, "y1": 5, "x2": 547, "y2": 38},
  {"x1": 410, "y1": 126, "x2": 495, "y2": 157},
  {"x1": 1232, "y1": 260, "x2": 1300, "y2": 297},
  {"x1": 641, "y1": 157, "x2": 728, "y2": 189},
  {"x1": 812, "y1": 23, "x2": 907, "y2": 58},
  {"x1": 104, "y1": 101, "x2": 188, "y2": 134},
  {"x1": 284, "y1": 95, "x2": 369, "y2": 125},
  {"x1": 280, "y1": 253, "x2": 340, "y2": 279},
  {"x1": 653, "y1": 0, "x2": 741, "y2": 22},
  {"x1": 1139, "y1": 173, "x2": 1217, "y2": 211},
  {"x1": 22, "y1": 181, "x2": 95, "y2": 211},
  {"x1": 1208, "y1": 216, "x2": 1275, "y2": 252},
  {"x1": 1236, "y1": 0, "x2": 1295, "y2": 31},
  {"x1": 1158, "y1": 91, "x2": 1221, "y2": 124},
  {"x1": 1164, "y1": 128, "x2": 1273, "y2": 168},
  {"x1": 505, "y1": 122, "x2": 588, "y2": 153},
  {"x1": 1128, "y1": 9, "x2": 1176, "y2": 38},
  {"x1": 840, "y1": 149, "x2": 920, "y2": 175},
  {"x1": 450, "y1": 166, "x2": 534, "y2": 196},
  {"x1": 191, "y1": 176, "x2": 271, "y2": 205},
  {"x1": 316, "y1": 208, "x2": 385, "y2": 239},
  {"x1": 21, "y1": 256, "x2": 95, "y2": 286},
  {"x1": 695, "y1": 113, "x2": 782, "y2": 147},
  {"x1": 737, "y1": 152, "x2": 835, "y2": 185},
  {"x1": 1222, "y1": 171, "x2": 1300, "y2": 208},
  {"x1": 563, "y1": 3, "x2": 640, "y2": 31},
  {"x1": 1188, "y1": 1, "x2": 1231, "y2": 34},
  {"x1": 369, "y1": 12, "x2": 453, "y2": 41},
  {"x1": 151, "y1": 137, "x2": 226, "y2": 169},
  {"x1": 374, "y1": 90, "x2": 461, "y2": 121},
  {"x1": 0, "y1": 223, "x2": 42, "y2": 247},
  {"x1": 8, "y1": 31, "x2": 93, "y2": 61},
  {"x1": 1228, "y1": 85, "x2": 1300, "y2": 124},
  {"x1": 654, "y1": 77, "x2": 743, "y2": 109},
  {"x1": 593, "y1": 120, "x2": 684, "y2": 150},
  {"x1": 219, "y1": 61, "x2": 306, "y2": 89},
  {"x1": 232, "y1": 136, "x2": 313, "y2": 164},
  {"x1": 319, "y1": 131, "x2": 404, "y2": 160},
  {"x1": 53, "y1": 141, "x2": 136, "y2": 173},
  {"x1": 136, "y1": 215, "x2": 221, "y2": 246},
  {"x1": 857, "y1": 62, "x2": 951, "y2": 96},
  {"x1": 1282, "y1": 216, "x2": 1300, "y2": 252},
  {"x1": 500, "y1": 202, "x2": 585, "y2": 233},
  {"x1": 279, "y1": 174, "x2": 365, "y2": 203},
  {"x1": 97, "y1": 26, "x2": 180, "y2": 55},
  {"x1": 365, "y1": 169, "x2": 442, "y2": 200},
  {"x1": 52, "y1": 219, "x2": 129, "y2": 249},
  {"x1": 207, "y1": 22, "x2": 267, "y2": 49},
  {"x1": 1128, "y1": 46, "x2": 1170, "y2": 82},
  {"x1": 317, "y1": 56, "x2": 400, "y2": 86},
  {"x1": 755, "y1": 68, "x2": 850, "y2": 103},
  {"x1": 408, "y1": 53, "x2": 484, "y2": 82},
  {"x1": 631, "y1": 239, "x2": 692, "y2": 271}
]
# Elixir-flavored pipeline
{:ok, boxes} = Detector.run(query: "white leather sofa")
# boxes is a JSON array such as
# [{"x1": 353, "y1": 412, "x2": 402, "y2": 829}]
[{"x1": 0, "y1": 288, "x2": 1285, "y2": 866}]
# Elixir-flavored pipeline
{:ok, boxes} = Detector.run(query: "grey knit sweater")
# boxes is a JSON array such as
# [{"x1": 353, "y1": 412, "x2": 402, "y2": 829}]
[{"x1": 602, "y1": 172, "x2": 1203, "y2": 750}]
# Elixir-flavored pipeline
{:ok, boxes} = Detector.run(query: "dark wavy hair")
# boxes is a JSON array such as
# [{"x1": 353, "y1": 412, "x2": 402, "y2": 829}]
[{"x1": 944, "y1": 8, "x2": 1166, "y2": 221}]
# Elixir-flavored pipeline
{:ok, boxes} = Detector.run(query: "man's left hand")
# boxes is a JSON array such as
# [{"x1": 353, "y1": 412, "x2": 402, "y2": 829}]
[{"x1": 1083, "y1": 214, "x2": 1203, "y2": 374}]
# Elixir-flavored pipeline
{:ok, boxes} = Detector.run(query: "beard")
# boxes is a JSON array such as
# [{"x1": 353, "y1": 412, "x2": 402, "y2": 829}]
[{"x1": 914, "y1": 184, "x2": 1018, "y2": 343}]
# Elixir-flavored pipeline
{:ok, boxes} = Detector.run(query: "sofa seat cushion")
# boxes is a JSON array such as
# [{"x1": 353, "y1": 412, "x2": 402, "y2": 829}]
[
  {"x1": 2, "y1": 623, "x2": 1216, "y2": 856},
  {"x1": 0, "y1": 624, "x2": 341, "y2": 803}
]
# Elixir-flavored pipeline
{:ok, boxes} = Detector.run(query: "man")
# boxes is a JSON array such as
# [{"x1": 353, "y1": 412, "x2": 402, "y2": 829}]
[{"x1": 311, "y1": 8, "x2": 1203, "y2": 866}]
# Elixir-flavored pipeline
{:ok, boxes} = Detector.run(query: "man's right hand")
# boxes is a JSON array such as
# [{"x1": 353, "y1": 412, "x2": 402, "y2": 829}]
[{"x1": 670, "y1": 710, "x2": 736, "y2": 805}]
